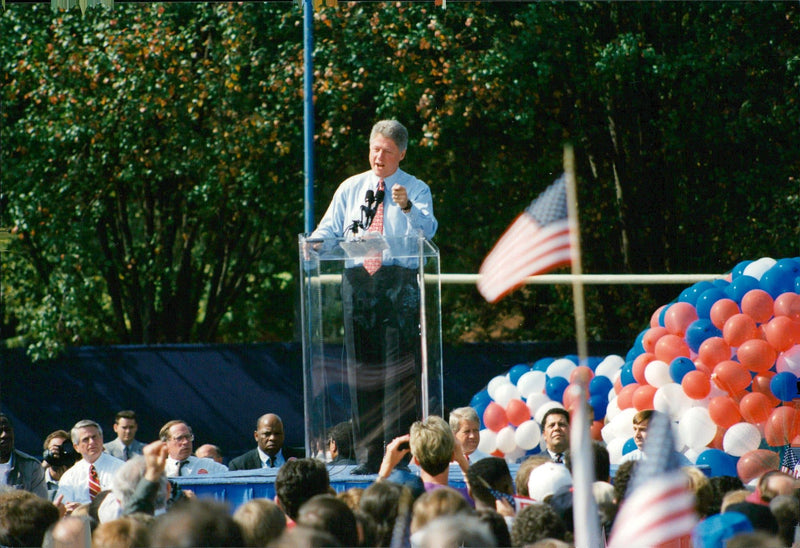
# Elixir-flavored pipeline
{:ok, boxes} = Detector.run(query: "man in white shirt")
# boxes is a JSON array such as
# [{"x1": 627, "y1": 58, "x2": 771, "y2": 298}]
[
  {"x1": 620, "y1": 410, "x2": 693, "y2": 466},
  {"x1": 55, "y1": 419, "x2": 125, "y2": 512},
  {"x1": 159, "y1": 420, "x2": 228, "y2": 477}
]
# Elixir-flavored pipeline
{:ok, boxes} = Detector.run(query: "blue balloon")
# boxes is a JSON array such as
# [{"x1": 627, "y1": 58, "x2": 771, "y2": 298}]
[
  {"x1": 727, "y1": 275, "x2": 760, "y2": 303},
  {"x1": 563, "y1": 354, "x2": 580, "y2": 365},
  {"x1": 669, "y1": 356, "x2": 696, "y2": 383},
  {"x1": 622, "y1": 437, "x2": 637, "y2": 456},
  {"x1": 589, "y1": 394, "x2": 608, "y2": 421},
  {"x1": 713, "y1": 279, "x2": 731, "y2": 290},
  {"x1": 470, "y1": 389, "x2": 492, "y2": 427},
  {"x1": 509, "y1": 364, "x2": 531, "y2": 385},
  {"x1": 685, "y1": 319, "x2": 722, "y2": 353},
  {"x1": 770, "y1": 372, "x2": 799, "y2": 402},
  {"x1": 688, "y1": 281, "x2": 716, "y2": 306},
  {"x1": 533, "y1": 357, "x2": 555, "y2": 372},
  {"x1": 696, "y1": 288, "x2": 728, "y2": 319},
  {"x1": 658, "y1": 305, "x2": 669, "y2": 327},
  {"x1": 545, "y1": 377, "x2": 569, "y2": 403},
  {"x1": 696, "y1": 448, "x2": 739, "y2": 477},
  {"x1": 588, "y1": 356, "x2": 603, "y2": 370},
  {"x1": 678, "y1": 287, "x2": 695, "y2": 303},
  {"x1": 589, "y1": 375, "x2": 614, "y2": 397},
  {"x1": 620, "y1": 361, "x2": 636, "y2": 386},
  {"x1": 731, "y1": 260, "x2": 753, "y2": 279},
  {"x1": 631, "y1": 329, "x2": 647, "y2": 355},
  {"x1": 760, "y1": 263, "x2": 797, "y2": 298}
]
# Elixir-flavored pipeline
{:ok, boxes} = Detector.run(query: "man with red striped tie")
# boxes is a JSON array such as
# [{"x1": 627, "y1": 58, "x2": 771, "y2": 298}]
[
  {"x1": 311, "y1": 120, "x2": 437, "y2": 474},
  {"x1": 55, "y1": 419, "x2": 124, "y2": 514}
]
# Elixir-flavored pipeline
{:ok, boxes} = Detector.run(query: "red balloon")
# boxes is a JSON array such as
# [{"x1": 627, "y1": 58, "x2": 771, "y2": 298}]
[
  {"x1": 483, "y1": 402, "x2": 508, "y2": 432},
  {"x1": 764, "y1": 406, "x2": 800, "y2": 447},
  {"x1": 632, "y1": 353, "x2": 656, "y2": 385},
  {"x1": 698, "y1": 337, "x2": 732, "y2": 368},
  {"x1": 751, "y1": 372, "x2": 780, "y2": 407},
  {"x1": 570, "y1": 365, "x2": 594, "y2": 386},
  {"x1": 712, "y1": 360, "x2": 751, "y2": 394},
  {"x1": 709, "y1": 426, "x2": 727, "y2": 450},
  {"x1": 763, "y1": 316, "x2": 800, "y2": 352},
  {"x1": 617, "y1": 383, "x2": 639, "y2": 410},
  {"x1": 710, "y1": 298, "x2": 741, "y2": 330},
  {"x1": 737, "y1": 339, "x2": 777, "y2": 373},
  {"x1": 682, "y1": 370, "x2": 711, "y2": 400},
  {"x1": 651, "y1": 305, "x2": 667, "y2": 328},
  {"x1": 590, "y1": 420, "x2": 604, "y2": 441},
  {"x1": 561, "y1": 384, "x2": 588, "y2": 413},
  {"x1": 655, "y1": 334, "x2": 691, "y2": 363},
  {"x1": 773, "y1": 292, "x2": 800, "y2": 321},
  {"x1": 642, "y1": 326, "x2": 669, "y2": 354},
  {"x1": 722, "y1": 313, "x2": 759, "y2": 347},
  {"x1": 741, "y1": 289, "x2": 774, "y2": 324},
  {"x1": 613, "y1": 374, "x2": 622, "y2": 394},
  {"x1": 708, "y1": 396, "x2": 743, "y2": 428},
  {"x1": 491, "y1": 449, "x2": 505, "y2": 458},
  {"x1": 737, "y1": 449, "x2": 780, "y2": 483},
  {"x1": 506, "y1": 398, "x2": 531, "y2": 426},
  {"x1": 739, "y1": 392, "x2": 775, "y2": 424},
  {"x1": 664, "y1": 302, "x2": 699, "y2": 336},
  {"x1": 632, "y1": 384, "x2": 658, "y2": 411}
]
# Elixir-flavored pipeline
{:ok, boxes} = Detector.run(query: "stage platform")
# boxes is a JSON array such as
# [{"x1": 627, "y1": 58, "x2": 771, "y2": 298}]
[{"x1": 172, "y1": 462, "x2": 494, "y2": 512}]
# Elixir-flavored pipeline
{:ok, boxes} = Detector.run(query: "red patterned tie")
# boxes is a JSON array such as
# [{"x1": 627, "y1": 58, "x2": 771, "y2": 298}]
[
  {"x1": 88, "y1": 464, "x2": 101, "y2": 500},
  {"x1": 363, "y1": 179, "x2": 385, "y2": 276}
]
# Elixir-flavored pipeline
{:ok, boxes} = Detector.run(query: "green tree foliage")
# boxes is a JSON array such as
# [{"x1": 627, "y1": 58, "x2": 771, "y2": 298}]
[{"x1": 2, "y1": 2, "x2": 798, "y2": 358}]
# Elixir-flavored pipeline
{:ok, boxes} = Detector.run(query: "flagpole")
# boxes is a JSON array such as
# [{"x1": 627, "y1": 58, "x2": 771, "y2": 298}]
[
  {"x1": 564, "y1": 144, "x2": 588, "y2": 368},
  {"x1": 564, "y1": 144, "x2": 603, "y2": 547}
]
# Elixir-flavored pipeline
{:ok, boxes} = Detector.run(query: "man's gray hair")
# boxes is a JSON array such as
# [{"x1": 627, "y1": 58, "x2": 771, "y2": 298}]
[
  {"x1": 71, "y1": 420, "x2": 102, "y2": 445},
  {"x1": 112, "y1": 456, "x2": 169, "y2": 510},
  {"x1": 370, "y1": 120, "x2": 408, "y2": 152},
  {"x1": 449, "y1": 407, "x2": 479, "y2": 433}
]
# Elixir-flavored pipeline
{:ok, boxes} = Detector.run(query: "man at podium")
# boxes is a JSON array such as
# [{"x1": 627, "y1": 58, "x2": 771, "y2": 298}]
[{"x1": 311, "y1": 119, "x2": 437, "y2": 474}]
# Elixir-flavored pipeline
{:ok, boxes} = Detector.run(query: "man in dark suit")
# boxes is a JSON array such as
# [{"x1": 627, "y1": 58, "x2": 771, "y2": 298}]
[{"x1": 228, "y1": 414, "x2": 303, "y2": 470}]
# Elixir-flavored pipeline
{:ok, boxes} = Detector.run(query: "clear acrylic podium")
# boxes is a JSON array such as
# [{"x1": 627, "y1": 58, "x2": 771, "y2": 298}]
[{"x1": 298, "y1": 233, "x2": 443, "y2": 465}]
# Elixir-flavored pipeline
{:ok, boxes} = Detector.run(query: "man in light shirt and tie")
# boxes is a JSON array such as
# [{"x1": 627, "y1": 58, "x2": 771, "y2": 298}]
[
  {"x1": 55, "y1": 419, "x2": 124, "y2": 513},
  {"x1": 160, "y1": 420, "x2": 228, "y2": 477}
]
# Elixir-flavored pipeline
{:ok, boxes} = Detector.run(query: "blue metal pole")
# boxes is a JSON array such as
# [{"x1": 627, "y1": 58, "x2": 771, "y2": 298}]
[{"x1": 303, "y1": 0, "x2": 315, "y2": 235}]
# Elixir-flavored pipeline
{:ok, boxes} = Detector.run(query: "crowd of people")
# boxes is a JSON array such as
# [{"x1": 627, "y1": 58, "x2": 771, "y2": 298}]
[{"x1": 2, "y1": 407, "x2": 799, "y2": 547}]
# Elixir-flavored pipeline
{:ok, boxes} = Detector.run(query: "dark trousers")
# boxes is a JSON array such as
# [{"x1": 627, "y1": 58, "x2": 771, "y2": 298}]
[{"x1": 342, "y1": 265, "x2": 421, "y2": 466}]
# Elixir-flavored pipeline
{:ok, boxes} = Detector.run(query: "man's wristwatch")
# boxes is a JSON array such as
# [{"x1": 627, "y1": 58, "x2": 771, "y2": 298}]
[{"x1": 402, "y1": 200, "x2": 412, "y2": 212}]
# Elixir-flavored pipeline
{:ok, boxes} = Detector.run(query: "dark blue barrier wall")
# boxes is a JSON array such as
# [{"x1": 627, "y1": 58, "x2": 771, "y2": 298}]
[{"x1": 1, "y1": 341, "x2": 627, "y2": 459}]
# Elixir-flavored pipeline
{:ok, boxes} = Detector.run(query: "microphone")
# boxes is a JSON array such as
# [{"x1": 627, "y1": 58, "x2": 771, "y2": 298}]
[
  {"x1": 375, "y1": 188, "x2": 384, "y2": 205},
  {"x1": 365, "y1": 189, "x2": 375, "y2": 206}
]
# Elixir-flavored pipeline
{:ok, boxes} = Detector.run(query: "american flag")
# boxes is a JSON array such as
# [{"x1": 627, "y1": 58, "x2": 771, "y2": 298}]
[
  {"x1": 780, "y1": 444, "x2": 799, "y2": 478},
  {"x1": 608, "y1": 411, "x2": 697, "y2": 548},
  {"x1": 478, "y1": 176, "x2": 571, "y2": 303}
]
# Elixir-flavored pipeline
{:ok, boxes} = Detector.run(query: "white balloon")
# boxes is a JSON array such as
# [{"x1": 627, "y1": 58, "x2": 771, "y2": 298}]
[
  {"x1": 776, "y1": 345, "x2": 800, "y2": 375},
  {"x1": 494, "y1": 383, "x2": 522, "y2": 407},
  {"x1": 742, "y1": 257, "x2": 776, "y2": 281},
  {"x1": 606, "y1": 437, "x2": 627, "y2": 465},
  {"x1": 496, "y1": 426, "x2": 518, "y2": 454},
  {"x1": 609, "y1": 408, "x2": 637, "y2": 440},
  {"x1": 547, "y1": 358, "x2": 577, "y2": 379},
  {"x1": 653, "y1": 383, "x2": 693, "y2": 420},
  {"x1": 601, "y1": 421, "x2": 617, "y2": 444},
  {"x1": 682, "y1": 448, "x2": 699, "y2": 464},
  {"x1": 678, "y1": 407, "x2": 716, "y2": 451},
  {"x1": 517, "y1": 371, "x2": 547, "y2": 398},
  {"x1": 723, "y1": 422, "x2": 762, "y2": 457},
  {"x1": 605, "y1": 393, "x2": 621, "y2": 421},
  {"x1": 644, "y1": 360, "x2": 672, "y2": 388},
  {"x1": 595, "y1": 355, "x2": 625, "y2": 379},
  {"x1": 477, "y1": 429, "x2": 497, "y2": 455},
  {"x1": 504, "y1": 446, "x2": 527, "y2": 464},
  {"x1": 526, "y1": 393, "x2": 552, "y2": 418},
  {"x1": 533, "y1": 401, "x2": 565, "y2": 425},
  {"x1": 487, "y1": 375, "x2": 511, "y2": 401},
  {"x1": 514, "y1": 420, "x2": 541, "y2": 450}
]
